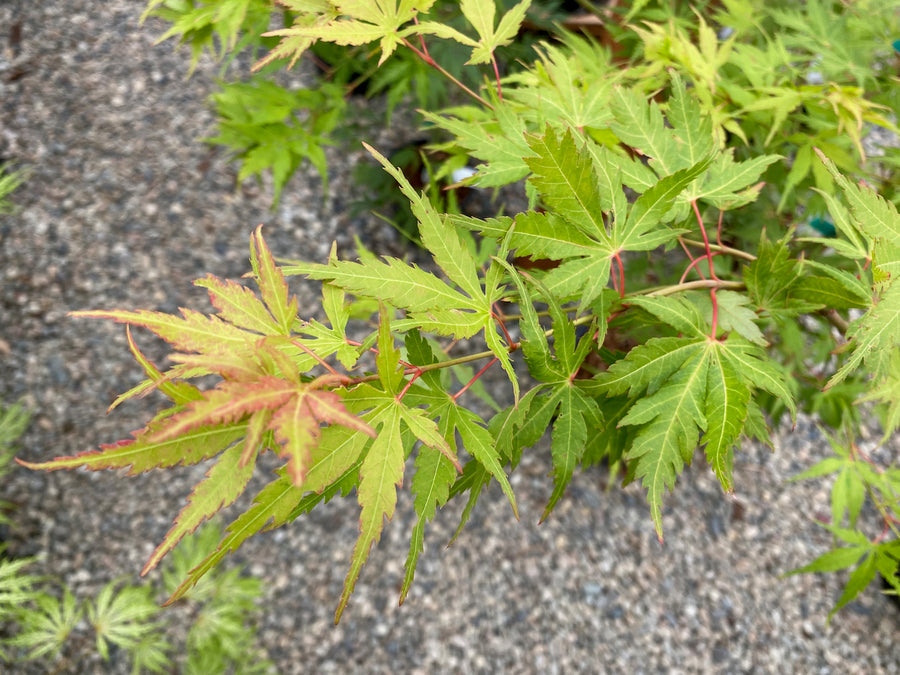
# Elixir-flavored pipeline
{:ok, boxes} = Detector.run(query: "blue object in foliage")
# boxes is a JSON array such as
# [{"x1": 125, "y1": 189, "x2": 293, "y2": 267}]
[
  {"x1": 893, "y1": 39, "x2": 900, "y2": 54},
  {"x1": 809, "y1": 216, "x2": 836, "y2": 238}
]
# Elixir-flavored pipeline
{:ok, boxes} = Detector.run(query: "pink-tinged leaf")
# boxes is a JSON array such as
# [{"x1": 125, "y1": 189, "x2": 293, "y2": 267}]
[
  {"x1": 256, "y1": 336, "x2": 309, "y2": 384},
  {"x1": 241, "y1": 408, "x2": 274, "y2": 467},
  {"x1": 18, "y1": 422, "x2": 247, "y2": 474},
  {"x1": 270, "y1": 392, "x2": 320, "y2": 485},
  {"x1": 168, "y1": 347, "x2": 266, "y2": 382},
  {"x1": 166, "y1": 472, "x2": 303, "y2": 605},
  {"x1": 142, "y1": 441, "x2": 257, "y2": 575},
  {"x1": 250, "y1": 225, "x2": 298, "y2": 335},
  {"x1": 70, "y1": 308, "x2": 255, "y2": 354},
  {"x1": 336, "y1": 404, "x2": 405, "y2": 623},
  {"x1": 307, "y1": 389, "x2": 377, "y2": 439},
  {"x1": 195, "y1": 273, "x2": 282, "y2": 335},
  {"x1": 148, "y1": 378, "x2": 296, "y2": 443}
]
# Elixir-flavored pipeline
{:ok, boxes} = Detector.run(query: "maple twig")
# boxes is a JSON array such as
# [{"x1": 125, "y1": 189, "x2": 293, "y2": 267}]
[
  {"x1": 412, "y1": 15, "x2": 431, "y2": 61},
  {"x1": 680, "y1": 238, "x2": 756, "y2": 261},
  {"x1": 678, "y1": 237, "x2": 708, "y2": 283},
  {"x1": 820, "y1": 308, "x2": 850, "y2": 335},
  {"x1": 401, "y1": 38, "x2": 493, "y2": 110},
  {"x1": 641, "y1": 279, "x2": 744, "y2": 297},
  {"x1": 452, "y1": 357, "x2": 498, "y2": 402}
]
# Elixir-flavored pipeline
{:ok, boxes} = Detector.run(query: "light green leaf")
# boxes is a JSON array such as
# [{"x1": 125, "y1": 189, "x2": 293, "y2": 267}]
[
  {"x1": 337, "y1": 402, "x2": 405, "y2": 622},
  {"x1": 620, "y1": 349, "x2": 709, "y2": 540},
  {"x1": 365, "y1": 143, "x2": 484, "y2": 302},
  {"x1": 703, "y1": 347, "x2": 750, "y2": 493},
  {"x1": 828, "y1": 281, "x2": 900, "y2": 388},
  {"x1": 401, "y1": 445, "x2": 456, "y2": 603}
]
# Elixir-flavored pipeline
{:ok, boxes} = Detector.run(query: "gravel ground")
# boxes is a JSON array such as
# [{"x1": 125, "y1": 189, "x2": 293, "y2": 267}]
[{"x1": 2, "y1": 1, "x2": 900, "y2": 673}]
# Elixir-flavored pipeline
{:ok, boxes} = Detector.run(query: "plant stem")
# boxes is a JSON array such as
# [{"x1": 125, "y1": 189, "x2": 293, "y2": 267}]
[
  {"x1": 680, "y1": 238, "x2": 757, "y2": 261},
  {"x1": 691, "y1": 200, "x2": 721, "y2": 339},
  {"x1": 821, "y1": 308, "x2": 850, "y2": 335},
  {"x1": 401, "y1": 38, "x2": 493, "y2": 110},
  {"x1": 641, "y1": 279, "x2": 745, "y2": 297},
  {"x1": 491, "y1": 55, "x2": 503, "y2": 101},
  {"x1": 453, "y1": 357, "x2": 498, "y2": 402}
]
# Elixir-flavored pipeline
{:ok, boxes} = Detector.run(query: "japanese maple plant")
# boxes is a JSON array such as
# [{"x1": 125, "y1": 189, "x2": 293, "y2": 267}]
[{"x1": 20, "y1": 0, "x2": 900, "y2": 622}]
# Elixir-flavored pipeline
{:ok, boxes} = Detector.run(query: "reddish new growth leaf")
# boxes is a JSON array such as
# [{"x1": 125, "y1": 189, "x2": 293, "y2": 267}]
[{"x1": 22, "y1": 225, "x2": 376, "y2": 580}]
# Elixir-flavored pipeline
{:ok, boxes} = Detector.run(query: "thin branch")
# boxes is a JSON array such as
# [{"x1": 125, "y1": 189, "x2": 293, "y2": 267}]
[
  {"x1": 401, "y1": 38, "x2": 493, "y2": 110},
  {"x1": 641, "y1": 279, "x2": 745, "y2": 297},
  {"x1": 680, "y1": 238, "x2": 757, "y2": 261}
]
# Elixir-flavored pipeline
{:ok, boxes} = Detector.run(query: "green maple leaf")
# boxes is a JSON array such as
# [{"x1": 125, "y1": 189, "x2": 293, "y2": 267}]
[
  {"x1": 503, "y1": 35, "x2": 619, "y2": 131},
  {"x1": 419, "y1": 101, "x2": 532, "y2": 187},
  {"x1": 610, "y1": 77, "x2": 779, "y2": 211},
  {"x1": 491, "y1": 264, "x2": 601, "y2": 519},
  {"x1": 395, "y1": 331, "x2": 520, "y2": 594},
  {"x1": 458, "y1": 0, "x2": 531, "y2": 65},
  {"x1": 415, "y1": 0, "x2": 531, "y2": 65},
  {"x1": 401, "y1": 443, "x2": 456, "y2": 603},
  {"x1": 829, "y1": 282, "x2": 900, "y2": 388},
  {"x1": 332, "y1": 310, "x2": 462, "y2": 621},
  {"x1": 590, "y1": 319, "x2": 795, "y2": 538},
  {"x1": 286, "y1": 143, "x2": 520, "y2": 397},
  {"x1": 816, "y1": 150, "x2": 900, "y2": 388},
  {"x1": 17, "y1": 420, "x2": 248, "y2": 475},
  {"x1": 337, "y1": 399, "x2": 405, "y2": 622},
  {"x1": 493, "y1": 126, "x2": 711, "y2": 309},
  {"x1": 248, "y1": 225, "x2": 298, "y2": 334},
  {"x1": 264, "y1": 0, "x2": 436, "y2": 65}
]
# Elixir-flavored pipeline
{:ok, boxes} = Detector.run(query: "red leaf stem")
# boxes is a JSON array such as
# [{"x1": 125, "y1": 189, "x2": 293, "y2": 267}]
[
  {"x1": 452, "y1": 357, "x2": 498, "y2": 402},
  {"x1": 691, "y1": 199, "x2": 720, "y2": 340}
]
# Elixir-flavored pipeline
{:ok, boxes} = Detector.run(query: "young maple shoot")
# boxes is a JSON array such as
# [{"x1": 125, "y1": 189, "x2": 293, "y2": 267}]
[{"x1": 18, "y1": 0, "x2": 900, "y2": 622}]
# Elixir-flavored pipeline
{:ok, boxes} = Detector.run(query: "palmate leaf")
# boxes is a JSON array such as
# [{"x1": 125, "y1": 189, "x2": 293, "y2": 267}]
[
  {"x1": 591, "y1": 332, "x2": 794, "y2": 539},
  {"x1": 609, "y1": 78, "x2": 779, "y2": 211},
  {"x1": 364, "y1": 143, "x2": 483, "y2": 301},
  {"x1": 248, "y1": 225, "x2": 298, "y2": 334},
  {"x1": 512, "y1": 125, "x2": 711, "y2": 306},
  {"x1": 333, "y1": 388, "x2": 461, "y2": 622},
  {"x1": 829, "y1": 281, "x2": 900, "y2": 388},
  {"x1": 493, "y1": 263, "x2": 601, "y2": 519},
  {"x1": 286, "y1": 144, "x2": 521, "y2": 396},
  {"x1": 419, "y1": 102, "x2": 532, "y2": 187},
  {"x1": 26, "y1": 227, "x2": 389, "y2": 611},
  {"x1": 816, "y1": 150, "x2": 900, "y2": 388},
  {"x1": 338, "y1": 400, "x2": 404, "y2": 622},
  {"x1": 415, "y1": 0, "x2": 531, "y2": 65},
  {"x1": 264, "y1": 0, "x2": 435, "y2": 65},
  {"x1": 398, "y1": 332, "x2": 517, "y2": 594},
  {"x1": 330, "y1": 313, "x2": 463, "y2": 621},
  {"x1": 401, "y1": 444, "x2": 456, "y2": 604}
]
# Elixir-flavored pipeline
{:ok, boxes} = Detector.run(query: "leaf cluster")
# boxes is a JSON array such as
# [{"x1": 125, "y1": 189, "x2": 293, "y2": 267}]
[{"x1": 26, "y1": 0, "x2": 900, "y2": 623}]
